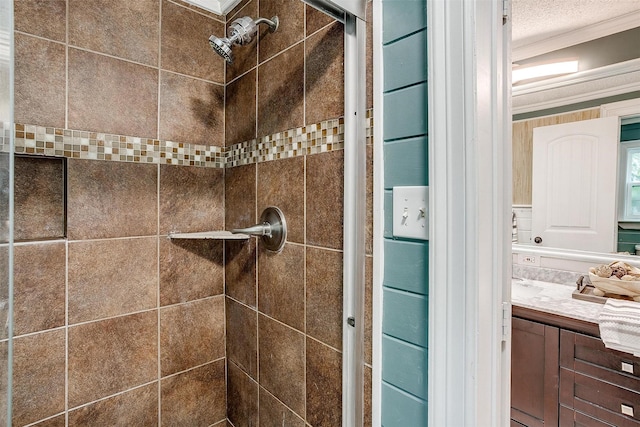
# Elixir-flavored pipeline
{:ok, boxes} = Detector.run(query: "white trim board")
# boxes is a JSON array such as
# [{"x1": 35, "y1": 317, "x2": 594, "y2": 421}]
[
  {"x1": 601, "y1": 98, "x2": 640, "y2": 119},
  {"x1": 513, "y1": 10, "x2": 640, "y2": 62},
  {"x1": 371, "y1": 0, "x2": 383, "y2": 425},
  {"x1": 428, "y1": 0, "x2": 510, "y2": 425}
]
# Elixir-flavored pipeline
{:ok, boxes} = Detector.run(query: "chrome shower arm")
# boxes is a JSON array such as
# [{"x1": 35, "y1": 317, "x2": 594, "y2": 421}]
[{"x1": 254, "y1": 16, "x2": 279, "y2": 32}]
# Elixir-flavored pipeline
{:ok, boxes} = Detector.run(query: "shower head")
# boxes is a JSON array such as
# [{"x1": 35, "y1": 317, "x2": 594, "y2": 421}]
[
  {"x1": 208, "y1": 15, "x2": 279, "y2": 64},
  {"x1": 208, "y1": 36, "x2": 234, "y2": 63}
]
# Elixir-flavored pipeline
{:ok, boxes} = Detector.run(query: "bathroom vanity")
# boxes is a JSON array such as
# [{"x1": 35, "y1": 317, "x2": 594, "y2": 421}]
[{"x1": 511, "y1": 279, "x2": 640, "y2": 427}]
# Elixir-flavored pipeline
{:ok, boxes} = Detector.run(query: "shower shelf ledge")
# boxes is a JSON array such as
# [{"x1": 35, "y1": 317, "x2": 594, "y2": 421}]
[{"x1": 168, "y1": 231, "x2": 249, "y2": 240}]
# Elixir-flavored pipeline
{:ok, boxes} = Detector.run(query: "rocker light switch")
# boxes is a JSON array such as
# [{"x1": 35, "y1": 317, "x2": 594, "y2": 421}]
[{"x1": 392, "y1": 186, "x2": 429, "y2": 240}]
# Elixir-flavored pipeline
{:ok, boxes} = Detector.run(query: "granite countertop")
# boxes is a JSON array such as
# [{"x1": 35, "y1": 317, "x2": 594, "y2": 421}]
[{"x1": 511, "y1": 278, "x2": 603, "y2": 325}]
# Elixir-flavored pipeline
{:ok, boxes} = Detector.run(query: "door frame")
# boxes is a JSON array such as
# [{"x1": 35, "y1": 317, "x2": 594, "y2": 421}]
[{"x1": 427, "y1": 0, "x2": 512, "y2": 425}]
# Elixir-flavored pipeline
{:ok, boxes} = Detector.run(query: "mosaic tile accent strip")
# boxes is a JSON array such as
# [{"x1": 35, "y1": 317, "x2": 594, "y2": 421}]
[
  {"x1": 1, "y1": 123, "x2": 225, "y2": 167},
  {"x1": 226, "y1": 109, "x2": 373, "y2": 167},
  {"x1": 226, "y1": 117, "x2": 345, "y2": 167},
  {"x1": 0, "y1": 109, "x2": 374, "y2": 169}
]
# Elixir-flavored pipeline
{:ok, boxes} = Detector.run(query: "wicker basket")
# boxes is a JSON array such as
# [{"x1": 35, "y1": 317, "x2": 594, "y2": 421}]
[{"x1": 589, "y1": 261, "x2": 640, "y2": 301}]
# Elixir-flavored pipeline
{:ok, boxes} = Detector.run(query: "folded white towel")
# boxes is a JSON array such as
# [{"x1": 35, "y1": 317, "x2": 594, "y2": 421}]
[{"x1": 598, "y1": 299, "x2": 640, "y2": 357}]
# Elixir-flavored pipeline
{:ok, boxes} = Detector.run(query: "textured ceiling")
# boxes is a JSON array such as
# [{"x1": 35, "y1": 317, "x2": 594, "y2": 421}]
[{"x1": 512, "y1": 0, "x2": 640, "y2": 48}]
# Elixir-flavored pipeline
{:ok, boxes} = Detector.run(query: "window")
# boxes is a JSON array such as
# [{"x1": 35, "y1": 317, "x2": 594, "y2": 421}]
[{"x1": 619, "y1": 140, "x2": 640, "y2": 221}]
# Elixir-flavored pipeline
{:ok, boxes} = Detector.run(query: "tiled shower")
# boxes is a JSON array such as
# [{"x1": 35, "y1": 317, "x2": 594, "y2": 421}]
[{"x1": 1, "y1": 0, "x2": 373, "y2": 425}]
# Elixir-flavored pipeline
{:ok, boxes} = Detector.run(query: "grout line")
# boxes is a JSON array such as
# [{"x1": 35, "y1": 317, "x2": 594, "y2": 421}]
[
  {"x1": 6, "y1": 325, "x2": 66, "y2": 341},
  {"x1": 160, "y1": 356, "x2": 226, "y2": 381},
  {"x1": 13, "y1": 30, "x2": 66, "y2": 46},
  {"x1": 255, "y1": 309, "x2": 305, "y2": 338},
  {"x1": 9, "y1": 238, "x2": 67, "y2": 247},
  {"x1": 156, "y1": 155, "x2": 162, "y2": 423},
  {"x1": 157, "y1": 0, "x2": 163, "y2": 142},
  {"x1": 254, "y1": 115, "x2": 260, "y2": 423},
  {"x1": 65, "y1": 0, "x2": 69, "y2": 132},
  {"x1": 66, "y1": 45, "x2": 160, "y2": 72},
  {"x1": 225, "y1": 295, "x2": 257, "y2": 313},
  {"x1": 225, "y1": 59, "x2": 258, "y2": 86},
  {"x1": 50, "y1": 294, "x2": 224, "y2": 334},
  {"x1": 302, "y1": 112, "x2": 308, "y2": 421},
  {"x1": 162, "y1": 68, "x2": 225, "y2": 87},
  {"x1": 303, "y1": 6, "x2": 307, "y2": 126},
  {"x1": 306, "y1": 19, "x2": 341, "y2": 40},
  {"x1": 22, "y1": 411, "x2": 66, "y2": 427},
  {"x1": 258, "y1": 384, "x2": 306, "y2": 424},
  {"x1": 66, "y1": 380, "x2": 159, "y2": 415},
  {"x1": 306, "y1": 334, "x2": 343, "y2": 355},
  {"x1": 302, "y1": 242, "x2": 344, "y2": 253},
  {"x1": 64, "y1": 236, "x2": 69, "y2": 426},
  {"x1": 66, "y1": 234, "x2": 160, "y2": 244},
  {"x1": 256, "y1": 38, "x2": 305, "y2": 70},
  {"x1": 254, "y1": 52, "x2": 259, "y2": 141},
  {"x1": 228, "y1": 359, "x2": 257, "y2": 384}
]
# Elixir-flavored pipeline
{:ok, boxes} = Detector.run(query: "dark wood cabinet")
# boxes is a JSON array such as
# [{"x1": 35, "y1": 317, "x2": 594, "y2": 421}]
[
  {"x1": 560, "y1": 329, "x2": 640, "y2": 427},
  {"x1": 511, "y1": 317, "x2": 559, "y2": 426},
  {"x1": 512, "y1": 307, "x2": 640, "y2": 427}
]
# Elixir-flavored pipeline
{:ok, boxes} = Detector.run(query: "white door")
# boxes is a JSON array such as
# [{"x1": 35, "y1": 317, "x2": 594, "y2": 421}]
[{"x1": 531, "y1": 116, "x2": 619, "y2": 252}]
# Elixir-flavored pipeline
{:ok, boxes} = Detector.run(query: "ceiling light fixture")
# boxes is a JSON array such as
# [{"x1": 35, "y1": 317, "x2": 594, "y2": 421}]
[{"x1": 512, "y1": 60, "x2": 579, "y2": 83}]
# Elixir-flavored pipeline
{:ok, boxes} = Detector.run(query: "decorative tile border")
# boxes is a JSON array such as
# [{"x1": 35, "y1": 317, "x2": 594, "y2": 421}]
[
  {"x1": 0, "y1": 109, "x2": 374, "y2": 168},
  {"x1": 0, "y1": 122, "x2": 225, "y2": 167}
]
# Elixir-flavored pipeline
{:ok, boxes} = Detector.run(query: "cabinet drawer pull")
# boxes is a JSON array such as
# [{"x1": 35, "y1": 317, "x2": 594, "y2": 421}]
[
  {"x1": 621, "y1": 361, "x2": 634, "y2": 374},
  {"x1": 621, "y1": 404, "x2": 634, "y2": 417}
]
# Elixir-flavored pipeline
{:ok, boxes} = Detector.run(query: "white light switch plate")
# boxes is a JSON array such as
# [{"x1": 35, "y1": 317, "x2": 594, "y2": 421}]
[{"x1": 392, "y1": 186, "x2": 429, "y2": 240}]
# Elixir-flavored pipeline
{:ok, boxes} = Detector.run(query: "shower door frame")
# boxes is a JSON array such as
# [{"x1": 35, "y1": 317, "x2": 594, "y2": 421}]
[
  {"x1": 300, "y1": 2, "x2": 367, "y2": 425},
  {"x1": 341, "y1": 12, "x2": 366, "y2": 427},
  {"x1": 0, "y1": 0, "x2": 15, "y2": 422}
]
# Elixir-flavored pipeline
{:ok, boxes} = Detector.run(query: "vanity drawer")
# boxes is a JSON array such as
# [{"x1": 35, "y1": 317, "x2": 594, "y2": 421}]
[
  {"x1": 560, "y1": 405, "x2": 617, "y2": 427},
  {"x1": 561, "y1": 329, "x2": 640, "y2": 383},
  {"x1": 560, "y1": 369, "x2": 640, "y2": 426}
]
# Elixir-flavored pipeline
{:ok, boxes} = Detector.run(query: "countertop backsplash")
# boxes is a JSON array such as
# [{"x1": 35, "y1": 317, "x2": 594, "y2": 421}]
[{"x1": 513, "y1": 264, "x2": 588, "y2": 286}]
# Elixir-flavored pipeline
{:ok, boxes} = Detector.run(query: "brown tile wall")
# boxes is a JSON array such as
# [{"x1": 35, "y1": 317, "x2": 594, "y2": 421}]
[
  {"x1": 10, "y1": 0, "x2": 374, "y2": 426},
  {"x1": 226, "y1": 1, "x2": 342, "y2": 146},
  {"x1": 15, "y1": 0, "x2": 225, "y2": 146},
  {"x1": 11, "y1": 1, "x2": 228, "y2": 422},
  {"x1": 225, "y1": 0, "x2": 374, "y2": 147},
  {"x1": 224, "y1": 147, "x2": 373, "y2": 426},
  {"x1": 3, "y1": 158, "x2": 226, "y2": 426},
  {"x1": 223, "y1": 5, "x2": 373, "y2": 424}
]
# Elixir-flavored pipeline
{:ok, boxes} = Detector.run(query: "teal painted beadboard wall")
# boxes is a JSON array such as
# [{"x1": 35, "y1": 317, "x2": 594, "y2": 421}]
[{"x1": 381, "y1": 0, "x2": 428, "y2": 425}]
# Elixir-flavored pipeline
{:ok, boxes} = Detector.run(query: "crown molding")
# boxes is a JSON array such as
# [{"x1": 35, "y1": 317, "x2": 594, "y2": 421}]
[
  {"x1": 179, "y1": 0, "x2": 242, "y2": 16},
  {"x1": 512, "y1": 58, "x2": 640, "y2": 114},
  {"x1": 513, "y1": 10, "x2": 640, "y2": 62},
  {"x1": 513, "y1": 57, "x2": 640, "y2": 96}
]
